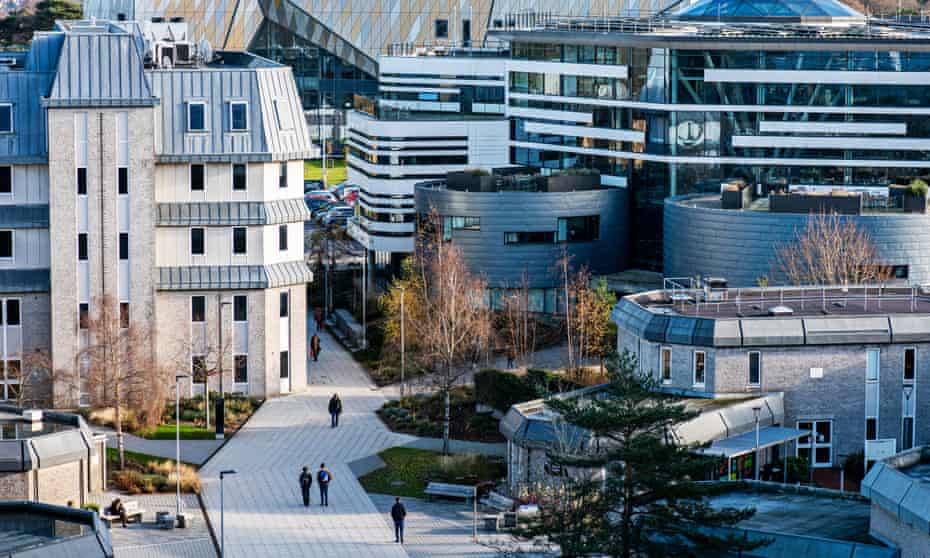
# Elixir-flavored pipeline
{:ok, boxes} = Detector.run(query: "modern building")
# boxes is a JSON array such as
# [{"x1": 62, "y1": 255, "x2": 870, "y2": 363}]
[
  {"x1": 861, "y1": 446, "x2": 930, "y2": 558},
  {"x1": 664, "y1": 188, "x2": 930, "y2": 287},
  {"x1": 614, "y1": 284, "x2": 930, "y2": 470},
  {"x1": 0, "y1": 502, "x2": 113, "y2": 558},
  {"x1": 0, "y1": 20, "x2": 313, "y2": 404},
  {"x1": 491, "y1": 2, "x2": 930, "y2": 270},
  {"x1": 415, "y1": 169, "x2": 627, "y2": 310}
]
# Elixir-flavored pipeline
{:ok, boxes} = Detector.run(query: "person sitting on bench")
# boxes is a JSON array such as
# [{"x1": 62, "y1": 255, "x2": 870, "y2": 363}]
[{"x1": 109, "y1": 498, "x2": 128, "y2": 528}]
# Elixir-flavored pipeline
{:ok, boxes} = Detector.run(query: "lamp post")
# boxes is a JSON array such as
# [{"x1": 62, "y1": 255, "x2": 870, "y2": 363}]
[
  {"x1": 219, "y1": 469, "x2": 237, "y2": 558},
  {"x1": 752, "y1": 406, "x2": 761, "y2": 481},
  {"x1": 399, "y1": 285, "x2": 405, "y2": 399},
  {"x1": 362, "y1": 247, "x2": 367, "y2": 349},
  {"x1": 216, "y1": 296, "x2": 233, "y2": 440},
  {"x1": 175, "y1": 373, "x2": 190, "y2": 518}
]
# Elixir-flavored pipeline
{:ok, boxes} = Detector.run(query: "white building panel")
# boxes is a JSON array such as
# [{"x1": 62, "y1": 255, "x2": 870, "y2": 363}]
[
  {"x1": 524, "y1": 121, "x2": 645, "y2": 143},
  {"x1": 508, "y1": 106, "x2": 593, "y2": 124},
  {"x1": 758, "y1": 121, "x2": 907, "y2": 135},
  {"x1": 732, "y1": 135, "x2": 930, "y2": 150},
  {"x1": 379, "y1": 56, "x2": 506, "y2": 80},
  {"x1": 508, "y1": 60, "x2": 628, "y2": 79},
  {"x1": 118, "y1": 261, "x2": 130, "y2": 301},
  {"x1": 705, "y1": 69, "x2": 930, "y2": 85}
]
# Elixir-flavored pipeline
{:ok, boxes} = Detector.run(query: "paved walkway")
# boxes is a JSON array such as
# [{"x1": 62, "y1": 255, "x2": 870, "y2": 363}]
[
  {"x1": 97, "y1": 427, "x2": 223, "y2": 466},
  {"x1": 198, "y1": 328, "x2": 409, "y2": 558}
]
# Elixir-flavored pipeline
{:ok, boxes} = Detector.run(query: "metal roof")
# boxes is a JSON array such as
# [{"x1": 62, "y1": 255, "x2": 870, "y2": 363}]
[
  {"x1": 677, "y1": 0, "x2": 863, "y2": 21},
  {"x1": 157, "y1": 199, "x2": 311, "y2": 226},
  {"x1": 700, "y1": 426, "x2": 808, "y2": 458},
  {"x1": 157, "y1": 261, "x2": 313, "y2": 290}
]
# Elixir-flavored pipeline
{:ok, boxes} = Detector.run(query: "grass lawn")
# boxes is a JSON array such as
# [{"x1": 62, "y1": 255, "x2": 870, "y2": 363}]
[
  {"x1": 106, "y1": 447, "x2": 198, "y2": 469},
  {"x1": 358, "y1": 447, "x2": 505, "y2": 499},
  {"x1": 135, "y1": 423, "x2": 216, "y2": 440},
  {"x1": 304, "y1": 159, "x2": 347, "y2": 185}
]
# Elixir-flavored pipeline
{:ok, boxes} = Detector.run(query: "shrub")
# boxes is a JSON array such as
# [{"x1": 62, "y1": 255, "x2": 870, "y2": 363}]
[
  {"x1": 415, "y1": 420, "x2": 442, "y2": 438},
  {"x1": 467, "y1": 413, "x2": 498, "y2": 435},
  {"x1": 786, "y1": 456, "x2": 810, "y2": 484},
  {"x1": 908, "y1": 179, "x2": 929, "y2": 198},
  {"x1": 843, "y1": 450, "x2": 866, "y2": 481},
  {"x1": 148, "y1": 460, "x2": 202, "y2": 494},
  {"x1": 429, "y1": 453, "x2": 505, "y2": 484},
  {"x1": 474, "y1": 369, "x2": 537, "y2": 412},
  {"x1": 112, "y1": 470, "x2": 145, "y2": 494},
  {"x1": 181, "y1": 409, "x2": 202, "y2": 423}
]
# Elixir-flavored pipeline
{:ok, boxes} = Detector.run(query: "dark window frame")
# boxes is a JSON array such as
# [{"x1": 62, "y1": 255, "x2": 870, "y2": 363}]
[
  {"x1": 191, "y1": 295, "x2": 206, "y2": 323},
  {"x1": 0, "y1": 166, "x2": 11, "y2": 194},
  {"x1": 278, "y1": 224, "x2": 288, "y2": 251},
  {"x1": 190, "y1": 227, "x2": 205, "y2": 256},
  {"x1": 118, "y1": 167, "x2": 128, "y2": 195},
  {"x1": 77, "y1": 233, "x2": 87, "y2": 261},
  {"x1": 232, "y1": 163, "x2": 247, "y2": 191},
  {"x1": 119, "y1": 232, "x2": 129, "y2": 260},
  {"x1": 233, "y1": 295, "x2": 247, "y2": 322},
  {"x1": 190, "y1": 164, "x2": 205, "y2": 192},
  {"x1": 232, "y1": 227, "x2": 247, "y2": 255}
]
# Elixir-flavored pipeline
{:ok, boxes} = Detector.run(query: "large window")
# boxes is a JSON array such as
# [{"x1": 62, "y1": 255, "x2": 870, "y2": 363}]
[
  {"x1": 232, "y1": 227, "x2": 247, "y2": 255},
  {"x1": 693, "y1": 351, "x2": 705, "y2": 386},
  {"x1": 273, "y1": 100, "x2": 293, "y2": 130},
  {"x1": 234, "y1": 354, "x2": 248, "y2": 384},
  {"x1": 866, "y1": 348, "x2": 880, "y2": 441},
  {"x1": 0, "y1": 104, "x2": 12, "y2": 133},
  {"x1": 0, "y1": 167, "x2": 11, "y2": 194},
  {"x1": 435, "y1": 19, "x2": 448, "y2": 39},
  {"x1": 233, "y1": 295, "x2": 247, "y2": 322},
  {"x1": 0, "y1": 360, "x2": 20, "y2": 400},
  {"x1": 5, "y1": 299, "x2": 19, "y2": 326},
  {"x1": 232, "y1": 163, "x2": 247, "y2": 191},
  {"x1": 660, "y1": 346, "x2": 672, "y2": 383},
  {"x1": 229, "y1": 102, "x2": 248, "y2": 131},
  {"x1": 558, "y1": 216, "x2": 600, "y2": 242},
  {"x1": 190, "y1": 164, "x2": 205, "y2": 191},
  {"x1": 504, "y1": 231, "x2": 556, "y2": 244},
  {"x1": 904, "y1": 347, "x2": 916, "y2": 381},
  {"x1": 192, "y1": 355, "x2": 207, "y2": 383},
  {"x1": 903, "y1": 347, "x2": 917, "y2": 451},
  {"x1": 77, "y1": 233, "x2": 87, "y2": 261},
  {"x1": 444, "y1": 216, "x2": 480, "y2": 232},
  {"x1": 191, "y1": 295, "x2": 206, "y2": 322},
  {"x1": 0, "y1": 231, "x2": 11, "y2": 260},
  {"x1": 190, "y1": 228, "x2": 205, "y2": 256},
  {"x1": 187, "y1": 102, "x2": 206, "y2": 132},
  {"x1": 278, "y1": 225, "x2": 288, "y2": 251},
  {"x1": 797, "y1": 420, "x2": 832, "y2": 467},
  {"x1": 748, "y1": 351, "x2": 761, "y2": 386}
]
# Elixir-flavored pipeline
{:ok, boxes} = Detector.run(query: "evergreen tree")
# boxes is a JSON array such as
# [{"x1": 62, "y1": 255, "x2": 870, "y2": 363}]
[{"x1": 519, "y1": 351, "x2": 765, "y2": 557}]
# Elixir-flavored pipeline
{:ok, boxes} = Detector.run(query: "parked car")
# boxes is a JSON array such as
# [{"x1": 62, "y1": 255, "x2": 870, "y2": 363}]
[
  {"x1": 321, "y1": 205, "x2": 355, "y2": 227},
  {"x1": 305, "y1": 197, "x2": 330, "y2": 213},
  {"x1": 305, "y1": 189, "x2": 337, "y2": 203},
  {"x1": 304, "y1": 180, "x2": 323, "y2": 192},
  {"x1": 311, "y1": 201, "x2": 340, "y2": 220},
  {"x1": 340, "y1": 186, "x2": 360, "y2": 205}
]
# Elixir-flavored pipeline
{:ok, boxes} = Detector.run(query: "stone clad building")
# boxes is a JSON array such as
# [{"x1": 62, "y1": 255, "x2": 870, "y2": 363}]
[{"x1": 1, "y1": 20, "x2": 313, "y2": 404}]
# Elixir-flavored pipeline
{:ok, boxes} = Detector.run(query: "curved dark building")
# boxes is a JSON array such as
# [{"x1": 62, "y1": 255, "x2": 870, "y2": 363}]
[
  {"x1": 416, "y1": 170, "x2": 626, "y2": 311},
  {"x1": 664, "y1": 193, "x2": 930, "y2": 286}
]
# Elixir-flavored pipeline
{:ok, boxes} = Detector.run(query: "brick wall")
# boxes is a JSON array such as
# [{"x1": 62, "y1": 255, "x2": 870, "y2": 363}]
[
  {"x1": 0, "y1": 472, "x2": 29, "y2": 501},
  {"x1": 35, "y1": 461, "x2": 83, "y2": 506}
]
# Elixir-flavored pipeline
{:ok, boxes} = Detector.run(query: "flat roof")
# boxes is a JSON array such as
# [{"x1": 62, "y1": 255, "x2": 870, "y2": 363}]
[{"x1": 701, "y1": 426, "x2": 808, "y2": 458}]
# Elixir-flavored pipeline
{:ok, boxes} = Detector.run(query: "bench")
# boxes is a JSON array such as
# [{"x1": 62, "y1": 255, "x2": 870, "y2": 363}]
[
  {"x1": 100, "y1": 501, "x2": 145, "y2": 526},
  {"x1": 424, "y1": 482, "x2": 474, "y2": 502}
]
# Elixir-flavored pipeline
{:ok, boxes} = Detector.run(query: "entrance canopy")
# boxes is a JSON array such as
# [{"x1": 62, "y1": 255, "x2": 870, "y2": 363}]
[{"x1": 701, "y1": 426, "x2": 808, "y2": 458}]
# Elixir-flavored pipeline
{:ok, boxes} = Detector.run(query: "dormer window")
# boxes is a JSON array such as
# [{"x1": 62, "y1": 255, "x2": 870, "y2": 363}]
[
  {"x1": 273, "y1": 99, "x2": 292, "y2": 130},
  {"x1": 187, "y1": 102, "x2": 206, "y2": 132},
  {"x1": 0, "y1": 104, "x2": 12, "y2": 133},
  {"x1": 230, "y1": 102, "x2": 248, "y2": 132}
]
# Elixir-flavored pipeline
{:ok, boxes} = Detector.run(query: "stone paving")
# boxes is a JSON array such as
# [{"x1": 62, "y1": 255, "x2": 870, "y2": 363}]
[{"x1": 89, "y1": 490, "x2": 215, "y2": 558}]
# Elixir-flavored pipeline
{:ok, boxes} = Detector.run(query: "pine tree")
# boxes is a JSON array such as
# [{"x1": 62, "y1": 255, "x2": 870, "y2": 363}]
[{"x1": 519, "y1": 351, "x2": 765, "y2": 557}]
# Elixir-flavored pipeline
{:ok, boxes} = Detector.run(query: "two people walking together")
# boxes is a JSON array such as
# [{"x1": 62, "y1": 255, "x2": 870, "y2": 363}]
[{"x1": 298, "y1": 463, "x2": 334, "y2": 507}]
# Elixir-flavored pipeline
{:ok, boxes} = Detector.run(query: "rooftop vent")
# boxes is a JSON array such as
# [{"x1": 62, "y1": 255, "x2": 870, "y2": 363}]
[{"x1": 768, "y1": 305, "x2": 794, "y2": 316}]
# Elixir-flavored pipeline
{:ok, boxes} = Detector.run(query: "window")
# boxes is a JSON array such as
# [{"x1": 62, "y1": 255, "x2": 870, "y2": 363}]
[
  {"x1": 444, "y1": 216, "x2": 480, "y2": 231},
  {"x1": 693, "y1": 351, "x2": 706, "y2": 385},
  {"x1": 660, "y1": 346, "x2": 671, "y2": 382},
  {"x1": 190, "y1": 164, "x2": 205, "y2": 191},
  {"x1": 0, "y1": 360, "x2": 20, "y2": 400},
  {"x1": 904, "y1": 347, "x2": 916, "y2": 382},
  {"x1": 79, "y1": 303, "x2": 89, "y2": 329},
  {"x1": 866, "y1": 418, "x2": 877, "y2": 441},
  {"x1": 119, "y1": 302, "x2": 129, "y2": 329},
  {"x1": 232, "y1": 163, "x2": 247, "y2": 191},
  {"x1": 77, "y1": 233, "x2": 87, "y2": 261},
  {"x1": 273, "y1": 99, "x2": 293, "y2": 130},
  {"x1": 504, "y1": 231, "x2": 556, "y2": 244},
  {"x1": 190, "y1": 228, "x2": 205, "y2": 256},
  {"x1": 279, "y1": 350, "x2": 289, "y2": 378},
  {"x1": 279, "y1": 292, "x2": 289, "y2": 317},
  {"x1": 435, "y1": 19, "x2": 449, "y2": 38},
  {"x1": 232, "y1": 227, "x2": 247, "y2": 255},
  {"x1": 119, "y1": 233, "x2": 128, "y2": 260},
  {"x1": 233, "y1": 295, "x2": 247, "y2": 322},
  {"x1": 866, "y1": 348, "x2": 880, "y2": 441},
  {"x1": 234, "y1": 354, "x2": 248, "y2": 384},
  {"x1": 77, "y1": 168, "x2": 87, "y2": 195},
  {"x1": 0, "y1": 166, "x2": 11, "y2": 194},
  {"x1": 5, "y1": 299, "x2": 19, "y2": 326},
  {"x1": 229, "y1": 102, "x2": 248, "y2": 131},
  {"x1": 118, "y1": 167, "x2": 128, "y2": 195},
  {"x1": 191, "y1": 296, "x2": 206, "y2": 322},
  {"x1": 192, "y1": 355, "x2": 207, "y2": 383},
  {"x1": 903, "y1": 415, "x2": 916, "y2": 451},
  {"x1": 0, "y1": 104, "x2": 12, "y2": 133},
  {"x1": 187, "y1": 102, "x2": 206, "y2": 131},
  {"x1": 0, "y1": 231, "x2": 11, "y2": 260},
  {"x1": 866, "y1": 348, "x2": 880, "y2": 381},
  {"x1": 278, "y1": 225, "x2": 288, "y2": 251},
  {"x1": 797, "y1": 420, "x2": 833, "y2": 467},
  {"x1": 748, "y1": 351, "x2": 761, "y2": 386},
  {"x1": 278, "y1": 162, "x2": 288, "y2": 188},
  {"x1": 558, "y1": 216, "x2": 600, "y2": 242},
  {"x1": 462, "y1": 19, "x2": 471, "y2": 46}
]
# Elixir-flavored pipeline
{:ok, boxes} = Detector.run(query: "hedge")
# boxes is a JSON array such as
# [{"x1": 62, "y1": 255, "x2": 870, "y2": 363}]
[{"x1": 474, "y1": 369, "x2": 581, "y2": 412}]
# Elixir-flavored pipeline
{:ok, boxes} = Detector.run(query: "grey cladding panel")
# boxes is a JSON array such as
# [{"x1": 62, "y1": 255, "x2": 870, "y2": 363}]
[
  {"x1": 803, "y1": 316, "x2": 890, "y2": 345},
  {"x1": 30, "y1": 431, "x2": 88, "y2": 468},
  {"x1": 713, "y1": 320, "x2": 742, "y2": 346},
  {"x1": 740, "y1": 318, "x2": 804, "y2": 346},
  {"x1": 47, "y1": 33, "x2": 154, "y2": 106},
  {"x1": 889, "y1": 315, "x2": 930, "y2": 343}
]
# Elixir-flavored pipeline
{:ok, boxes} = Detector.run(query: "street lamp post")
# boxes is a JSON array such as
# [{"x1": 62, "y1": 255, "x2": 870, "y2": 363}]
[
  {"x1": 362, "y1": 248, "x2": 367, "y2": 349},
  {"x1": 216, "y1": 296, "x2": 233, "y2": 440},
  {"x1": 175, "y1": 373, "x2": 190, "y2": 518},
  {"x1": 752, "y1": 406, "x2": 761, "y2": 481},
  {"x1": 219, "y1": 469, "x2": 237, "y2": 558},
  {"x1": 399, "y1": 285, "x2": 405, "y2": 399}
]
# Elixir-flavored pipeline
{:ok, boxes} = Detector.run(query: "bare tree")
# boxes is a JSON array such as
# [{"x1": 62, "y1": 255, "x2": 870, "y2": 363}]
[
  {"x1": 411, "y1": 210, "x2": 490, "y2": 454},
  {"x1": 79, "y1": 295, "x2": 168, "y2": 470},
  {"x1": 17, "y1": 348, "x2": 76, "y2": 408},
  {"x1": 774, "y1": 211, "x2": 892, "y2": 286},
  {"x1": 502, "y1": 270, "x2": 537, "y2": 370}
]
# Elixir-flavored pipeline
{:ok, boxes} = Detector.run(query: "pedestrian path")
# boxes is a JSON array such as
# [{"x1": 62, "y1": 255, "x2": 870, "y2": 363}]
[
  {"x1": 198, "y1": 326, "x2": 409, "y2": 558},
  {"x1": 96, "y1": 427, "x2": 223, "y2": 465}
]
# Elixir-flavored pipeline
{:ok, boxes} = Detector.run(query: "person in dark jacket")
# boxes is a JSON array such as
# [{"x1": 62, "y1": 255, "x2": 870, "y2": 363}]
[
  {"x1": 328, "y1": 393, "x2": 342, "y2": 427},
  {"x1": 317, "y1": 463, "x2": 332, "y2": 506},
  {"x1": 391, "y1": 496, "x2": 407, "y2": 543},
  {"x1": 109, "y1": 498, "x2": 128, "y2": 527},
  {"x1": 314, "y1": 307, "x2": 323, "y2": 331},
  {"x1": 311, "y1": 334, "x2": 321, "y2": 362},
  {"x1": 299, "y1": 466, "x2": 313, "y2": 507}
]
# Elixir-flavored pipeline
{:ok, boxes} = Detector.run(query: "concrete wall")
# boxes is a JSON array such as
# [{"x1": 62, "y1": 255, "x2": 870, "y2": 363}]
[
  {"x1": 35, "y1": 461, "x2": 82, "y2": 507},
  {"x1": 416, "y1": 186, "x2": 628, "y2": 288},
  {"x1": 870, "y1": 503, "x2": 930, "y2": 558},
  {"x1": 664, "y1": 196, "x2": 930, "y2": 286}
]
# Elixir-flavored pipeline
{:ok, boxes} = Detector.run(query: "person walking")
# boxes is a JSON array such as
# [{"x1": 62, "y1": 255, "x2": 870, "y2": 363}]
[
  {"x1": 391, "y1": 496, "x2": 407, "y2": 544},
  {"x1": 328, "y1": 393, "x2": 342, "y2": 427},
  {"x1": 299, "y1": 466, "x2": 313, "y2": 507},
  {"x1": 506, "y1": 348, "x2": 516, "y2": 369},
  {"x1": 311, "y1": 333, "x2": 321, "y2": 362},
  {"x1": 314, "y1": 307, "x2": 323, "y2": 331},
  {"x1": 317, "y1": 463, "x2": 332, "y2": 506}
]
